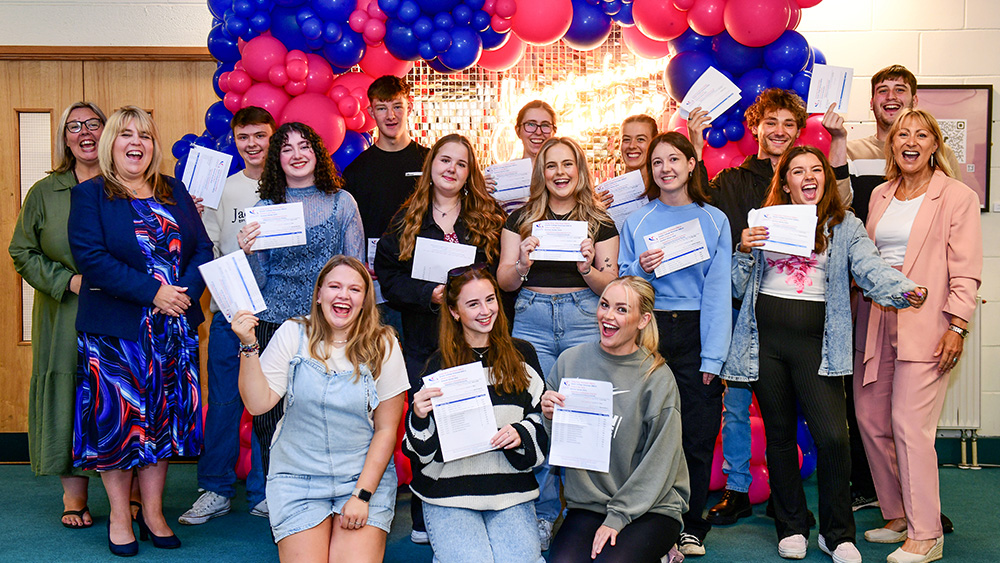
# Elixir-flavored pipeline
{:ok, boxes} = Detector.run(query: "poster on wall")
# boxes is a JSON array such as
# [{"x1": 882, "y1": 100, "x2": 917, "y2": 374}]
[{"x1": 916, "y1": 85, "x2": 993, "y2": 209}]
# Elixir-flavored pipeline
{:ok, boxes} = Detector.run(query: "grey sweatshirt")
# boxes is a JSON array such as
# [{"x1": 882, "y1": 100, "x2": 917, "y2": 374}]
[{"x1": 545, "y1": 342, "x2": 690, "y2": 531}]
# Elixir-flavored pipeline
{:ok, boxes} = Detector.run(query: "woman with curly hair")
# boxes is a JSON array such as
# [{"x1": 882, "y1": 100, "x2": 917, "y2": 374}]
[
  {"x1": 238, "y1": 121, "x2": 365, "y2": 476},
  {"x1": 374, "y1": 133, "x2": 506, "y2": 542},
  {"x1": 496, "y1": 136, "x2": 619, "y2": 549}
]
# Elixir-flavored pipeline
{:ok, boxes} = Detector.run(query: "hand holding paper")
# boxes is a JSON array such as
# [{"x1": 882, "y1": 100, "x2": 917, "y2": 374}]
[
  {"x1": 485, "y1": 158, "x2": 533, "y2": 203},
  {"x1": 531, "y1": 221, "x2": 588, "y2": 262},
  {"x1": 807, "y1": 64, "x2": 853, "y2": 113},
  {"x1": 198, "y1": 249, "x2": 268, "y2": 322},
  {"x1": 182, "y1": 145, "x2": 233, "y2": 210},
  {"x1": 412, "y1": 237, "x2": 477, "y2": 284},
  {"x1": 244, "y1": 203, "x2": 307, "y2": 250},
  {"x1": 747, "y1": 204, "x2": 817, "y2": 257},
  {"x1": 679, "y1": 67, "x2": 742, "y2": 121},
  {"x1": 598, "y1": 170, "x2": 648, "y2": 230},
  {"x1": 423, "y1": 362, "x2": 499, "y2": 462},
  {"x1": 549, "y1": 378, "x2": 613, "y2": 472}
]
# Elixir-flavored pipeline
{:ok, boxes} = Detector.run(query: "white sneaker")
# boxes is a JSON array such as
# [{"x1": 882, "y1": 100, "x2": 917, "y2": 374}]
[
  {"x1": 819, "y1": 536, "x2": 862, "y2": 563},
  {"x1": 677, "y1": 532, "x2": 705, "y2": 556},
  {"x1": 410, "y1": 529, "x2": 429, "y2": 544},
  {"x1": 537, "y1": 518, "x2": 554, "y2": 551},
  {"x1": 778, "y1": 534, "x2": 808, "y2": 559},
  {"x1": 178, "y1": 491, "x2": 231, "y2": 525},
  {"x1": 250, "y1": 499, "x2": 269, "y2": 518}
]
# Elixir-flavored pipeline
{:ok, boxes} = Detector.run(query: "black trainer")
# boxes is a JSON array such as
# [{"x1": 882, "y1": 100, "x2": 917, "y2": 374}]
[
  {"x1": 851, "y1": 492, "x2": 880, "y2": 512},
  {"x1": 707, "y1": 490, "x2": 752, "y2": 525}
]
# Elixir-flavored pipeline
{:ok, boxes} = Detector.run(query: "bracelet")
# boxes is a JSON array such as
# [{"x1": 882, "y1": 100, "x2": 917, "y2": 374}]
[
  {"x1": 948, "y1": 324, "x2": 969, "y2": 339},
  {"x1": 238, "y1": 340, "x2": 260, "y2": 357},
  {"x1": 580, "y1": 265, "x2": 592, "y2": 276},
  {"x1": 514, "y1": 259, "x2": 530, "y2": 283}
]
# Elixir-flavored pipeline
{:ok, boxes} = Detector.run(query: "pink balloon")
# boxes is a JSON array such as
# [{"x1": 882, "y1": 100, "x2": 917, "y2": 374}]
[
  {"x1": 242, "y1": 35, "x2": 288, "y2": 82},
  {"x1": 674, "y1": 0, "x2": 696, "y2": 9},
  {"x1": 241, "y1": 82, "x2": 291, "y2": 118},
  {"x1": 710, "y1": 441, "x2": 727, "y2": 491},
  {"x1": 687, "y1": 0, "x2": 727, "y2": 37},
  {"x1": 794, "y1": 114, "x2": 832, "y2": 156},
  {"x1": 367, "y1": 1, "x2": 385, "y2": 19},
  {"x1": 749, "y1": 393, "x2": 761, "y2": 417},
  {"x1": 332, "y1": 71, "x2": 376, "y2": 97},
  {"x1": 240, "y1": 419, "x2": 252, "y2": 447},
  {"x1": 343, "y1": 111, "x2": 368, "y2": 132},
  {"x1": 495, "y1": 0, "x2": 517, "y2": 18},
  {"x1": 269, "y1": 64, "x2": 289, "y2": 87},
  {"x1": 491, "y1": 14, "x2": 513, "y2": 33},
  {"x1": 724, "y1": 0, "x2": 790, "y2": 47},
  {"x1": 349, "y1": 10, "x2": 368, "y2": 33},
  {"x1": 235, "y1": 448, "x2": 251, "y2": 481},
  {"x1": 510, "y1": 0, "x2": 572, "y2": 46},
  {"x1": 337, "y1": 96, "x2": 361, "y2": 118},
  {"x1": 667, "y1": 109, "x2": 687, "y2": 132},
  {"x1": 227, "y1": 69, "x2": 253, "y2": 94},
  {"x1": 359, "y1": 42, "x2": 415, "y2": 77},
  {"x1": 218, "y1": 71, "x2": 232, "y2": 93},
  {"x1": 280, "y1": 93, "x2": 347, "y2": 153},
  {"x1": 478, "y1": 34, "x2": 526, "y2": 72},
  {"x1": 703, "y1": 140, "x2": 743, "y2": 179},
  {"x1": 304, "y1": 53, "x2": 335, "y2": 94},
  {"x1": 622, "y1": 25, "x2": 671, "y2": 60},
  {"x1": 787, "y1": 1, "x2": 802, "y2": 30},
  {"x1": 363, "y1": 19, "x2": 387, "y2": 45},
  {"x1": 237, "y1": 37, "x2": 248, "y2": 54},
  {"x1": 730, "y1": 154, "x2": 745, "y2": 167},
  {"x1": 224, "y1": 91, "x2": 243, "y2": 113},
  {"x1": 737, "y1": 129, "x2": 760, "y2": 156},
  {"x1": 797, "y1": 445, "x2": 804, "y2": 468},
  {"x1": 286, "y1": 49, "x2": 308, "y2": 63},
  {"x1": 284, "y1": 80, "x2": 307, "y2": 96},
  {"x1": 750, "y1": 416, "x2": 767, "y2": 464},
  {"x1": 796, "y1": 0, "x2": 821, "y2": 6},
  {"x1": 632, "y1": 0, "x2": 689, "y2": 41},
  {"x1": 328, "y1": 85, "x2": 351, "y2": 102},
  {"x1": 483, "y1": 0, "x2": 497, "y2": 15},
  {"x1": 748, "y1": 464, "x2": 771, "y2": 504},
  {"x1": 234, "y1": 61, "x2": 245, "y2": 72},
  {"x1": 286, "y1": 59, "x2": 308, "y2": 82}
]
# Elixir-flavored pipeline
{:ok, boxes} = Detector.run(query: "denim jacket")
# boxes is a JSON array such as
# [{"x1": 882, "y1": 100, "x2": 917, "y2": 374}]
[{"x1": 721, "y1": 212, "x2": 916, "y2": 382}]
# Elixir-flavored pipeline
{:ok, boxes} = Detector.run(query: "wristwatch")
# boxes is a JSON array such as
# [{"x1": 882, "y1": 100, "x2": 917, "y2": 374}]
[
  {"x1": 352, "y1": 487, "x2": 373, "y2": 503},
  {"x1": 948, "y1": 324, "x2": 969, "y2": 339}
]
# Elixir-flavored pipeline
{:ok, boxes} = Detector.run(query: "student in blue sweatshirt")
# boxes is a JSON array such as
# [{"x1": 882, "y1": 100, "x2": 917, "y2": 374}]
[{"x1": 618, "y1": 131, "x2": 732, "y2": 557}]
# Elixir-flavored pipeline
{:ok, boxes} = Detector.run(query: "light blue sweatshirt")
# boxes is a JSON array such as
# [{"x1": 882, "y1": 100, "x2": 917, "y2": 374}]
[{"x1": 619, "y1": 200, "x2": 732, "y2": 375}]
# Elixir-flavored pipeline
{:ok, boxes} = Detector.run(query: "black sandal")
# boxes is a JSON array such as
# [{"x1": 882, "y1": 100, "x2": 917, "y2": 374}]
[{"x1": 61, "y1": 506, "x2": 93, "y2": 529}]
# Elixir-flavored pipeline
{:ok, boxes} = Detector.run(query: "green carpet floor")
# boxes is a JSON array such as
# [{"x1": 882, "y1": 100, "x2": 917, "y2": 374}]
[{"x1": 0, "y1": 463, "x2": 993, "y2": 562}]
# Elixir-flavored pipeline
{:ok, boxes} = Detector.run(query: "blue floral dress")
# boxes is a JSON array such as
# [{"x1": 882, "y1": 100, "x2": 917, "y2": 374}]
[{"x1": 73, "y1": 198, "x2": 202, "y2": 470}]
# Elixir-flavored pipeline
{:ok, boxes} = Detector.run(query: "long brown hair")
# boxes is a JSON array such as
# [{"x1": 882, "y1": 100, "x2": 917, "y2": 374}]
[
  {"x1": 98, "y1": 106, "x2": 172, "y2": 203},
  {"x1": 294, "y1": 255, "x2": 395, "y2": 380},
  {"x1": 513, "y1": 137, "x2": 614, "y2": 239},
  {"x1": 601, "y1": 277, "x2": 665, "y2": 379},
  {"x1": 884, "y1": 108, "x2": 956, "y2": 181},
  {"x1": 394, "y1": 134, "x2": 505, "y2": 261},
  {"x1": 644, "y1": 132, "x2": 711, "y2": 204},
  {"x1": 762, "y1": 146, "x2": 845, "y2": 253},
  {"x1": 259, "y1": 122, "x2": 344, "y2": 203},
  {"x1": 438, "y1": 267, "x2": 530, "y2": 395}
]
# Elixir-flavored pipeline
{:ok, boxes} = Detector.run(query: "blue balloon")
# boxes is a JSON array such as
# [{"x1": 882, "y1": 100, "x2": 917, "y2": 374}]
[
  {"x1": 669, "y1": 28, "x2": 712, "y2": 55},
  {"x1": 234, "y1": 0, "x2": 255, "y2": 17},
  {"x1": 431, "y1": 30, "x2": 452, "y2": 53},
  {"x1": 397, "y1": 0, "x2": 422, "y2": 24},
  {"x1": 332, "y1": 130, "x2": 372, "y2": 172},
  {"x1": 611, "y1": 1, "x2": 633, "y2": 25},
  {"x1": 418, "y1": 0, "x2": 461, "y2": 13},
  {"x1": 723, "y1": 103, "x2": 744, "y2": 124},
  {"x1": 379, "y1": 0, "x2": 402, "y2": 16},
  {"x1": 811, "y1": 47, "x2": 826, "y2": 65},
  {"x1": 453, "y1": 5, "x2": 473, "y2": 25},
  {"x1": 275, "y1": 0, "x2": 308, "y2": 5},
  {"x1": 804, "y1": 47, "x2": 815, "y2": 73},
  {"x1": 724, "y1": 121, "x2": 745, "y2": 142},
  {"x1": 792, "y1": 71, "x2": 812, "y2": 100},
  {"x1": 764, "y1": 30, "x2": 810, "y2": 74},
  {"x1": 437, "y1": 26, "x2": 482, "y2": 71},
  {"x1": 254, "y1": 0, "x2": 274, "y2": 8},
  {"x1": 301, "y1": 17, "x2": 324, "y2": 41},
  {"x1": 385, "y1": 19, "x2": 421, "y2": 61},
  {"x1": 205, "y1": 101, "x2": 234, "y2": 138},
  {"x1": 706, "y1": 127, "x2": 728, "y2": 148},
  {"x1": 413, "y1": 16, "x2": 434, "y2": 40},
  {"x1": 225, "y1": 13, "x2": 249, "y2": 39},
  {"x1": 797, "y1": 417, "x2": 817, "y2": 479},
  {"x1": 770, "y1": 69, "x2": 794, "y2": 90},
  {"x1": 426, "y1": 57, "x2": 460, "y2": 74},
  {"x1": 563, "y1": 0, "x2": 612, "y2": 51},
  {"x1": 305, "y1": 36, "x2": 325, "y2": 51},
  {"x1": 208, "y1": 23, "x2": 241, "y2": 62},
  {"x1": 471, "y1": 10, "x2": 491, "y2": 32},
  {"x1": 270, "y1": 6, "x2": 311, "y2": 51},
  {"x1": 738, "y1": 68, "x2": 772, "y2": 110},
  {"x1": 434, "y1": 13, "x2": 455, "y2": 31},
  {"x1": 324, "y1": 21, "x2": 344, "y2": 43},
  {"x1": 419, "y1": 41, "x2": 436, "y2": 59},
  {"x1": 664, "y1": 50, "x2": 715, "y2": 101},
  {"x1": 603, "y1": 0, "x2": 621, "y2": 15},
  {"x1": 466, "y1": 0, "x2": 486, "y2": 10},
  {"x1": 174, "y1": 157, "x2": 187, "y2": 180},
  {"x1": 171, "y1": 133, "x2": 198, "y2": 159},
  {"x1": 712, "y1": 31, "x2": 763, "y2": 77},
  {"x1": 212, "y1": 65, "x2": 230, "y2": 99},
  {"x1": 249, "y1": 13, "x2": 272, "y2": 34},
  {"x1": 295, "y1": 8, "x2": 316, "y2": 25},
  {"x1": 314, "y1": 0, "x2": 355, "y2": 21},
  {"x1": 479, "y1": 27, "x2": 509, "y2": 50},
  {"x1": 195, "y1": 133, "x2": 216, "y2": 148},
  {"x1": 322, "y1": 29, "x2": 366, "y2": 68},
  {"x1": 208, "y1": 0, "x2": 231, "y2": 19}
]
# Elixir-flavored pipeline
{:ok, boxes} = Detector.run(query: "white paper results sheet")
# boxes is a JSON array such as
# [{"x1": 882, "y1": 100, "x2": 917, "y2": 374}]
[
  {"x1": 644, "y1": 218, "x2": 711, "y2": 277},
  {"x1": 679, "y1": 66, "x2": 742, "y2": 121},
  {"x1": 198, "y1": 249, "x2": 267, "y2": 322},
  {"x1": 244, "y1": 202, "x2": 307, "y2": 250},
  {"x1": 181, "y1": 145, "x2": 233, "y2": 210},
  {"x1": 549, "y1": 378, "x2": 613, "y2": 473},
  {"x1": 411, "y1": 237, "x2": 477, "y2": 284},
  {"x1": 747, "y1": 205, "x2": 818, "y2": 258},
  {"x1": 531, "y1": 220, "x2": 588, "y2": 262},
  {"x1": 423, "y1": 362, "x2": 498, "y2": 462},
  {"x1": 807, "y1": 64, "x2": 853, "y2": 113},
  {"x1": 599, "y1": 170, "x2": 648, "y2": 231},
  {"x1": 486, "y1": 158, "x2": 533, "y2": 203}
]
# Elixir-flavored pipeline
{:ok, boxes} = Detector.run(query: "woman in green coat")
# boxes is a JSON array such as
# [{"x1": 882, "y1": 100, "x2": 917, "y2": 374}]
[{"x1": 9, "y1": 101, "x2": 106, "y2": 528}]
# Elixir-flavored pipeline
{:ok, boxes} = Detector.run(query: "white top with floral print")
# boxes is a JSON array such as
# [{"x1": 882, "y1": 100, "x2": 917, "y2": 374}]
[{"x1": 759, "y1": 248, "x2": 828, "y2": 302}]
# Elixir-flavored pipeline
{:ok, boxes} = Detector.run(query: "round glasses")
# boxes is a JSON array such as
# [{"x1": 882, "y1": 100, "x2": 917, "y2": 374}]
[{"x1": 520, "y1": 121, "x2": 555, "y2": 135}]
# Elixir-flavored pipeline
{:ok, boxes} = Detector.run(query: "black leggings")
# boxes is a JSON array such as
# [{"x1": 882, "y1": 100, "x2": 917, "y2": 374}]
[
  {"x1": 752, "y1": 294, "x2": 854, "y2": 546},
  {"x1": 250, "y1": 320, "x2": 284, "y2": 477},
  {"x1": 548, "y1": 509, "x2": 681, "y2": 563}
]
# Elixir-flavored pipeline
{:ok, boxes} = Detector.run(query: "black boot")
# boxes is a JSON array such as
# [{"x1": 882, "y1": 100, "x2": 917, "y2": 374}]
[{"x1": 707, "y1": 490, "x2": 752, "y2": 525}]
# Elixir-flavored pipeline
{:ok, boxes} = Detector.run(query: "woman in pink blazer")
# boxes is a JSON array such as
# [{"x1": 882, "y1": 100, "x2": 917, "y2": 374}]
[{"x1": 854, "y1": 108, "x2": 981, "y2": 563}]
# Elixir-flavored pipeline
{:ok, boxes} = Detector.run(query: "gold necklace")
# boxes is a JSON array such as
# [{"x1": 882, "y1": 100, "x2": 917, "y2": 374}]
[
  {"x1": 433, "y1": 201, "x2": 460, "y2": 216},
  {"x1": 898, "y1": 178, "x2": 930, "y2": 201}
]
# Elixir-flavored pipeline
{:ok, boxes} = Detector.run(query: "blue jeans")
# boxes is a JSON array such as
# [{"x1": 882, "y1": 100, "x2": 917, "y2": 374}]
[
  {"x1": 721, "y1": 384, "x2": 753, "y2": 493},
  {"x1": 199, "y1": 312, "x2": 266, "y2": 505},
  {"x1": 512, "y1": 288, "x2": 599, "y2": 523},
  {"x1": 423, "y1": 501, "x2": 545, "y2": 563}
]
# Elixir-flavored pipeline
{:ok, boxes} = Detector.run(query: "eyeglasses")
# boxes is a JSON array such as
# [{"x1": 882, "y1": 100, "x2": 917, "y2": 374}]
[
  {"x1": 66, "y1": 118, "x2": 103, "y2": 134},
  {"x1": 447, "y1": 263, "x2": 489, "y2": 281},
  {"x1": 520, "y1": 121, "x2": 555, "y2": 135}
]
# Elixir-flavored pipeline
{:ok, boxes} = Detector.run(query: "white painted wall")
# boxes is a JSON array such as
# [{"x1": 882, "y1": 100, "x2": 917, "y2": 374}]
[{"x1": 3, "y1": 0, "x2": 999, "y2": 432}]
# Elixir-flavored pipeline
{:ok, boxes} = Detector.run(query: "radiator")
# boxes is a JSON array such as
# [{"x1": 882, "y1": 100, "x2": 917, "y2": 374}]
[{"x1": 937, "y1": 299, "x2": 981, "y2": 430}]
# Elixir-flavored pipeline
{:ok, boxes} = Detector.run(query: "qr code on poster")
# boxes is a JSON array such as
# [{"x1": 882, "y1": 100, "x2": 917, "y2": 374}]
[{"x1": 938, "y1": 119, "x2": 967, "y2": 163}]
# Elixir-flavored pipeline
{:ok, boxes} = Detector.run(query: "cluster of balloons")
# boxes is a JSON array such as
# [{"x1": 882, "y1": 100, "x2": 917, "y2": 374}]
[{"x1": 709, "y1": 395, "x2": 818, "y2": 504}]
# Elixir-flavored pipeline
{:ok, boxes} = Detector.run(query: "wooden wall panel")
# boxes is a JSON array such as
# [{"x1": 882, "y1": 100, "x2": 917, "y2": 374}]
[{"x1": 0, "y1": 61, "x2": 84, "y2": 432}]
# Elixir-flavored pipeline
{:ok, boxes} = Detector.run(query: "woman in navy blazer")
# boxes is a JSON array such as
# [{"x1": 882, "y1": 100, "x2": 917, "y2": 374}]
[{"x1": 68, "y1": 106, "x2": 213, "y2": 556}]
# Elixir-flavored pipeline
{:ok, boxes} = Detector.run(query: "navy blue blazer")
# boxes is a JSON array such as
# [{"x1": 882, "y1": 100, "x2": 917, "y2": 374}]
[{"x1": 69, "y1": 176, "x2": 213, "y2": 341}]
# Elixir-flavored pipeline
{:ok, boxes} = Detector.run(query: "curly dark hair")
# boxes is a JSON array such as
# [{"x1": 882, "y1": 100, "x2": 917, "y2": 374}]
[
  {"x1": 744, "y1": 88, "x2": 808, "y2": 141},
  {"x1": 258, "y1": 122, "x2": 343, "y2": 203}
]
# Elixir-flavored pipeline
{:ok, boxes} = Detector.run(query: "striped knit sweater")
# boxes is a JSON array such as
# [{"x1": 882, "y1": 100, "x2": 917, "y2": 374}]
[{"x1": 403, "y1": 339, "x2": 548, "y2": 511}]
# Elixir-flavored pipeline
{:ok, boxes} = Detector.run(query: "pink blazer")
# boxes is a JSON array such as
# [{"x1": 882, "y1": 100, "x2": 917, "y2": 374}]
[{"x1": 855, "y1": 170, "x2": 982, "y2": 386}]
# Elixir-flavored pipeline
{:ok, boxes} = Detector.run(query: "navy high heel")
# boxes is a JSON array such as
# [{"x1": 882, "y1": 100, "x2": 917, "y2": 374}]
[
  {"x1": 135, "y1": 507, "x2": 181, "y2": 549},
  {"x1": 107, "y1": 520, "x2": 138, "y2": 557}
]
